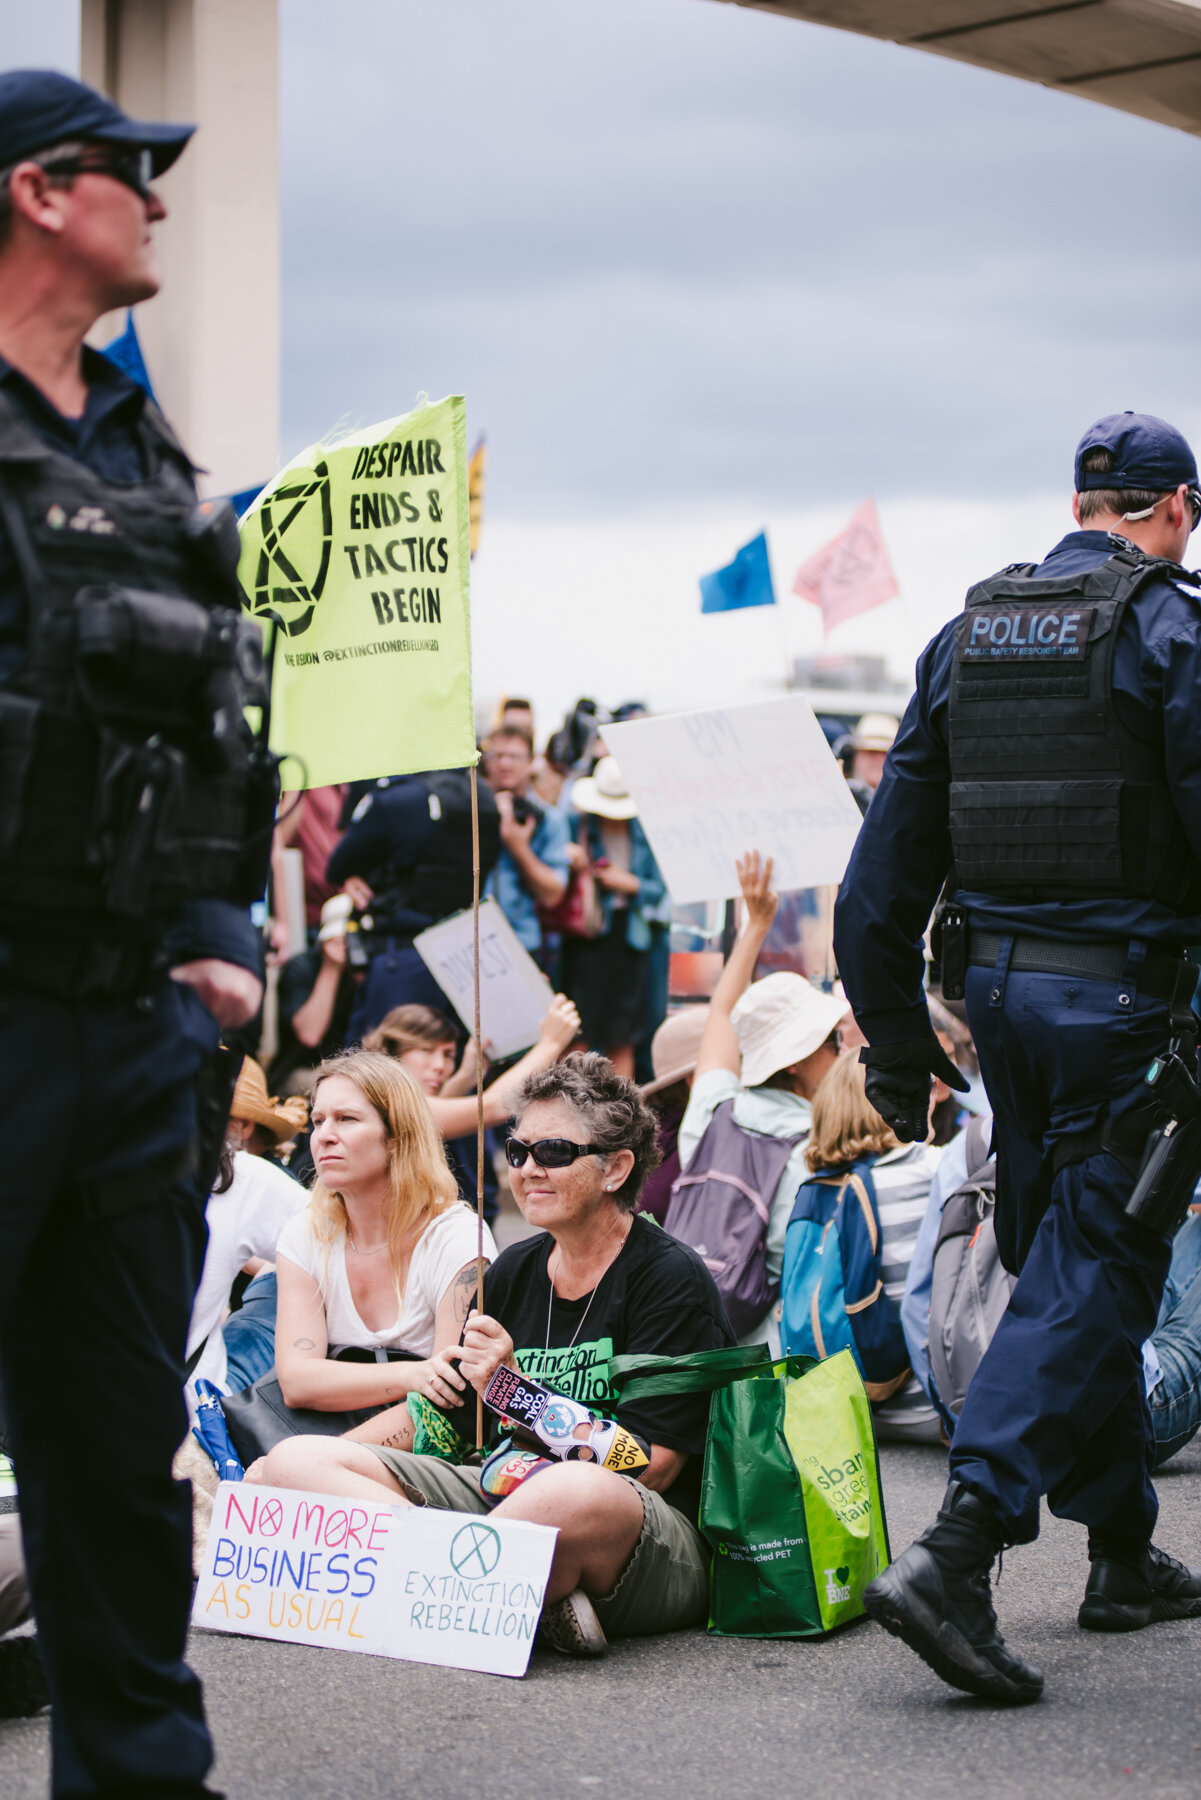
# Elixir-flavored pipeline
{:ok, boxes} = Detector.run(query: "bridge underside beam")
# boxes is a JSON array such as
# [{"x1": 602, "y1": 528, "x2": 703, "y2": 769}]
[{"x1": 722, "y1": 0, "x2": 1201, "y2": 137}]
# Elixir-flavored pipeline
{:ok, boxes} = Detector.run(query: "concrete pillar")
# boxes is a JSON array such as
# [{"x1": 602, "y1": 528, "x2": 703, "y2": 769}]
[{"x1": 80, "y1": 0, "x2": 279, "y2": 497}]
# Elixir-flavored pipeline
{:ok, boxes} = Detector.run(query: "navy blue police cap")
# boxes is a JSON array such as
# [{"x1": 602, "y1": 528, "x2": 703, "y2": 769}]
[
  {"x1": 1074, "y1": 412, "x2": 1199, "y2": 494},
  {"x1": 0, "y1": 70, "x2": 194, "y2": 178}
]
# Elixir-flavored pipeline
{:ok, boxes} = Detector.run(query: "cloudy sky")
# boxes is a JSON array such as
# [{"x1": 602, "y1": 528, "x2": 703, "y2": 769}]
[{"x1": 7, "y1": 1, "x2": 1201, "y2": 727}]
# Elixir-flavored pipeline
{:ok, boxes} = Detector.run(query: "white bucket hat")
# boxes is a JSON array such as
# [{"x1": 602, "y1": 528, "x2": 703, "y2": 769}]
[
  {"x1": 571, "y1": 755, "x2": 637, "y2": 821},
  {"x1": 731, "y1": 973, "x2": 851, "y2": 1089}
]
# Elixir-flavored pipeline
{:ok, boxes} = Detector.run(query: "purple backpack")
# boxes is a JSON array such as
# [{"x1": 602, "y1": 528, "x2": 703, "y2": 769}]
[{"x1": 664, "y1": 1099, "x2": 806, "y2": 1336}]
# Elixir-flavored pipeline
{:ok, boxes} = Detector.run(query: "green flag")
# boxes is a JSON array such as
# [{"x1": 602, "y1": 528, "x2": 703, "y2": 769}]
[{"x1": 239, "y1": 394, "x2": 476, "y2": 790}]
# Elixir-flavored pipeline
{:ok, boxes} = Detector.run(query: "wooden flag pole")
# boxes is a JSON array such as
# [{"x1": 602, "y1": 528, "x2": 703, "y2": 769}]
[{"x1": 470, "y1": 763, "x2": 486, "y2": 1450}]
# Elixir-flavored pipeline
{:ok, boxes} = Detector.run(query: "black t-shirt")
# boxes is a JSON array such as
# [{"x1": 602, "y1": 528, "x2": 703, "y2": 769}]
[{"x1": 445, "y1": 1212, "x2": 734, "y2": 1516}]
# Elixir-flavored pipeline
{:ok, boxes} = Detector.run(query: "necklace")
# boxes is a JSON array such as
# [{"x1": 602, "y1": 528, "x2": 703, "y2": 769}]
[
  {"x1": 545, "y1": 1252, "x2": 600, "y2": 1353},
  {"x1": 347, "y1": 1231, "x2": 389, "y2": 1256},
  {"x1": 544, "y1": 1216, "x2": 630, "y2": 1352}
]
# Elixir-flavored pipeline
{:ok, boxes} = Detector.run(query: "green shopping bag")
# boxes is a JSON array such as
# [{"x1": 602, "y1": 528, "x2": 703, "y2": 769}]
[{"x1": 604, "y1": 1344, "x2": 889, "y2": 1638}]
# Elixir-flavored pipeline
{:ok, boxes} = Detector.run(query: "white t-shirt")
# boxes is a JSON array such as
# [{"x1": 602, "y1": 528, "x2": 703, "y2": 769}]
[
  {"x1": 186, "y1": 1151, "x2": 306, "y2": 1406},
  {"x1": 275, "y1": 1202, "x2": 498, "y2": 1356}
]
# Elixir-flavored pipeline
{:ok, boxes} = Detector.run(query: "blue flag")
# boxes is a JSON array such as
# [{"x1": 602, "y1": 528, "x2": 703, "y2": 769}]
[
  {"x1": 99, "y1": 310, "x2": 155, "y2": 399},
  {"x1": 700, "y1": 530, "x2": 775, "y2": 614}
]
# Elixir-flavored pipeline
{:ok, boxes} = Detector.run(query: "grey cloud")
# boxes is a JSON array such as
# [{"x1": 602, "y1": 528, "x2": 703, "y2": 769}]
[{"x1": 279, "y1": 0, "x2": 1201, "y2": 513}]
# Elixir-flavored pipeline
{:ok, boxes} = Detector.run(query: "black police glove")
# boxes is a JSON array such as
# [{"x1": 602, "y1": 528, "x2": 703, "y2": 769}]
[{"x1": 859, "y1": 1037, "x2": 971, "y2": 1144}]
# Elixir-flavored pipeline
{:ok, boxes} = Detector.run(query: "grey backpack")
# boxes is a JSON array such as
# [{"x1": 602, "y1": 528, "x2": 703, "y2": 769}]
[
  {"x1": 664, "y1": 1099, "x2": 806, "y2": 1336},
  {"x1": 927, "y1": 1116, "x2": 1016, "y2": 1419}
]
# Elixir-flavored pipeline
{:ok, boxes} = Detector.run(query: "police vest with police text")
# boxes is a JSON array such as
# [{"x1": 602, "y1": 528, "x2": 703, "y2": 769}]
[
  {"x1": 0, "y1": 391, "x2": 276, "y2": 921},
  {"x1": 947, "y1": 547, "x2": 1201, "y2": 910}
]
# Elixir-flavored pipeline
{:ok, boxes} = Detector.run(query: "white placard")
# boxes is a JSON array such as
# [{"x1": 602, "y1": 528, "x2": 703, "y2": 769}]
[
  {"x1": 603, "y1": 696, "x2": 864, "y2": 904},
  {"x1": 413, "y1": 897, "x2": 554, "y2": 1060},
  {"x1": 193, "y1": 1483, "x2": 558, "y2": 1679}
]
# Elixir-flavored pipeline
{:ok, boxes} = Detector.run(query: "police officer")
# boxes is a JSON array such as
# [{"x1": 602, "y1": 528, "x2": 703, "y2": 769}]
[
  {"x1": 0, "y1": 72, "x2": 272, "y2": 1793},
  {"x1": 330, "y1": 767, "x2": 499, "y2": 1037},
  {"x1": 833, "y1": 412, "x2": 1201, "y2": 1705}
]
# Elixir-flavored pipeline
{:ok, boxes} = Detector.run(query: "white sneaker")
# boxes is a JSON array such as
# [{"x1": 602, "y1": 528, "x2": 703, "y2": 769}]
[{"x1": 537, "y1": 1588, "x2": 608, "y2": 1658}]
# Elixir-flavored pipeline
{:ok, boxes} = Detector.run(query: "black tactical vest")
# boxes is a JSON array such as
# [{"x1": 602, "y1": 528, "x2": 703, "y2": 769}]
[
  {"x1": 373, "y1": 769, "x2": 500, "y2": 928},
  {"x1": 0, "y1": 391, "x2": 277, "y2": 920},
  {"x1": 947, "y1": 547, "x2": 1201, "y2": 910}
]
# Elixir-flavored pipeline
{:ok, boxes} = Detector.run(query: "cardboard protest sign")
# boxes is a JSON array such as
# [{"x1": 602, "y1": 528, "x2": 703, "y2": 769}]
[
  {"x1": 193, "y1": 1483, "x2": 557, "y2": 1679},
  {"x1": 414, "y1": 897, "x2": 553, "y2": 1060},
  {"x1": 238, "y1": 395, "x2": 476, "y2": 790},
  {"x1": 603, "y1": 696, "x2": 863, "y2": 904}
]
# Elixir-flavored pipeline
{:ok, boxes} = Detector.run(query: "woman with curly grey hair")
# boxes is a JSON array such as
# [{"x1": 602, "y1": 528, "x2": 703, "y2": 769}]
[{"x1": 255, "y1": 1052, "x2": 734, "y2": 1658}]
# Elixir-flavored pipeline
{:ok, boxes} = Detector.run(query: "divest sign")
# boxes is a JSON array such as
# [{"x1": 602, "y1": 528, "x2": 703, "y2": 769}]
[
  {"x1": 238, "y1": 396, "x2": 477, "y2": 790},
  {"x1": 193, "y1": 1483, "x2": 557, "y2": 1678},
  {"x1": 414, "y1": 897, "x2": 554, "y2": 1059},
  {"x1": 604, "y1": 696, "x2": 864, "y2": 904}
]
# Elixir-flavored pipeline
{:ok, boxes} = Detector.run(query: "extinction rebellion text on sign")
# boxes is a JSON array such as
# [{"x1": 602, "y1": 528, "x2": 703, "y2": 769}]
[
  {"x1": 193, "y1": 1483, "x2": 557, "y2": 1679},
  {"x1": 237, "y1": 395, "x2": 477, "y2": 791}
]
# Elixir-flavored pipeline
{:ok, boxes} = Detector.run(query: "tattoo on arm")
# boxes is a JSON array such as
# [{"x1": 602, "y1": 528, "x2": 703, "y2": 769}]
[
  {"x1": 293, "y1": 1337, "x2": 317, "y2": 1351},
  {"x1": 452, "y1": 1266, "x2": 478, "y2": 1322}
]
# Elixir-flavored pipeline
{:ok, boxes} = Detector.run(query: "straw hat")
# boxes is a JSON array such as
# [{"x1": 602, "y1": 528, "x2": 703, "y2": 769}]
[
  {"x1": 850, "y1": 712, "x2": 899, "y2": 753},
  {"x1": 570, "y1": 756, "x2": 637, "y2": 821},
  {"x1": 731, "y1": 974, "x2": 850, "y2": 1089},
  {"x1": 230, "y1": 1057, "x2": 309, "y2": 1142},
  {"x1": 643, "y1": 1006, "x2": 710, "y2": 1097}
]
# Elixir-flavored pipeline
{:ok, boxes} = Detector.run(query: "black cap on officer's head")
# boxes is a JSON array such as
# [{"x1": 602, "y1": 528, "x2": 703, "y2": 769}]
[
  {"x1": 0, "y1": 70, "x2": 194, "y2": 178},
  {"x1": 1074, "y1": 412, "x2": 1199, "y2": 495}
]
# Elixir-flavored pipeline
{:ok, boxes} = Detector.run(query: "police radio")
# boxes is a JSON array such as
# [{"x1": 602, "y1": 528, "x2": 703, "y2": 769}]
[{"x1": 1126, "y1": 1035, "x2": 1201, "y2": 1237}]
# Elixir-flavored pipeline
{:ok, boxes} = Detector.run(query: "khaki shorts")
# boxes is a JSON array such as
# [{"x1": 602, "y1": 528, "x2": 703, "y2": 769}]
[{"x1": 364, "y1": 1446, "x2": 709, "y2": 1639}]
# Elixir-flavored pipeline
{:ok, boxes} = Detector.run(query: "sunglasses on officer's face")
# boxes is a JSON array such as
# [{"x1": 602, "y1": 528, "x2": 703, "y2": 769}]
[
  {"x1": 38, "y1": 146, "x2": 156, "y2": 204},
  {"x1": 1189, "y1": 489, "x2": 1201, "y2": 532},
  {"x1": 505, "y1": 1137, "x2": 605, "y2": 1171}
]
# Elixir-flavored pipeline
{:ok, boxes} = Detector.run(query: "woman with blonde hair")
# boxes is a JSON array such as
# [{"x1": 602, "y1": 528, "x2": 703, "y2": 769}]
[
  {"x1": 791, "y1": 1048, "x2": 943, "y2": 1443},
  {"x1": 267, "y1": 1049, "x2": 497, "y2": 1435}
]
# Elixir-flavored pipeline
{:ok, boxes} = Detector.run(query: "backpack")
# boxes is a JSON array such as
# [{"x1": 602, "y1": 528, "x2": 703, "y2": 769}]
[
  {"x1": 664, "y1": 1100, "x2": 805, "y2": 1336},
  {"x1": 780, "y1": 1158, "x2": 910, "y2": 1401},
  {"x1": 926, "y1": 1116, "x2": 1015, "y2": 1424}
]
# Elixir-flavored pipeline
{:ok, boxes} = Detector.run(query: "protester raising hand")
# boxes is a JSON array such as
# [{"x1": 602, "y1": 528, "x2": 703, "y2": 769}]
[{"x1": 693, "y1": 852, "x2": 778, "y2": 1082}]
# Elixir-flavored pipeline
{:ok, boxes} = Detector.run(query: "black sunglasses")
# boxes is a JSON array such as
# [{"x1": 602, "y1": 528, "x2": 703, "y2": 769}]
[
  {"x1": 505, "y1": 1136, "x2": 606, "y2": 1171},
  {"x1": 1189, "y1": 488, "x2": 1201, "y2": 532},
  {"x1": 39, "y1": 146, "x2": 156, "y2": 203}
]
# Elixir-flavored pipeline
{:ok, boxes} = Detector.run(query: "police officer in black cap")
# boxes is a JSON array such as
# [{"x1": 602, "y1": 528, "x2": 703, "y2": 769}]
[
  {"x1": 834, "y1": 412, "x2": 1201, "y2": 1705},
  {"x1": 0, "y1": 71, "x2": 275, "y2": 1794}
]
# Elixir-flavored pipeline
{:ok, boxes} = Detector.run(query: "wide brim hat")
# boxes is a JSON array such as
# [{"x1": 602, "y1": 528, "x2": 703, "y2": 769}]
[
  {"x1": 230, "y1": 1057, "x2": 309, "y2": 1142},
  {"x1": 642, "y1": 1006, "x2": 710, "y2": 1096},
  {"x1": 731, "y1": 974, "x2": 850, "y2": 1089},
  {"x1": 850, "y1": 712, "x2": 900, "y2": 754},
  {"x1": 571, "y1": 755, "x2": 637, "y2": 821}
]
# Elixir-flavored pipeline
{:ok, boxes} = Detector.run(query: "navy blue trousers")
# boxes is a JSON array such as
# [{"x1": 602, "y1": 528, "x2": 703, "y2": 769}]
[
  {"x1": 949, "y1": 948, "x2": 1174, "y2": 1544},
  {"x1": 0, "y1": 978, "x2": 221, "y2": 1798}
]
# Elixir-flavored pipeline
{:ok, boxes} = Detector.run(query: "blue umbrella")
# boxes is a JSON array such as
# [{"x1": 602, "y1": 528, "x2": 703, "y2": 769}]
[{"x1": 191, "y1": 1380, "x2": 244, "y2": 1482}]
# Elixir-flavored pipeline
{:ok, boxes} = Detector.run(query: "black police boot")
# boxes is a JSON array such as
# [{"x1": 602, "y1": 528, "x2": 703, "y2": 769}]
[
  {"x1": 1078, "y1": 1531, "x2": 1201, "y2": 1632},
  {"x1": 864, "y1": 1480, "x2": 1044, "y2": 1705}
]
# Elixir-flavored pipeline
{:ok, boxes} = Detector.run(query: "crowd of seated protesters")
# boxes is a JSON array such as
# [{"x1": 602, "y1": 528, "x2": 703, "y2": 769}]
[{"x1": 250, "y1": 1054, "x2": 734, "y2": 1657}]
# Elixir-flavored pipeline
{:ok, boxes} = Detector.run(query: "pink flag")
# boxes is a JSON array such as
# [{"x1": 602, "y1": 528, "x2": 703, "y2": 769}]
[{"x1": 791, "y1": 498, "x2": 899, "y2": 632}]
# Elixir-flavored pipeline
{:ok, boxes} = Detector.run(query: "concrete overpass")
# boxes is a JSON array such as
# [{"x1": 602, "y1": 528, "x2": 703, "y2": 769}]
[
  {"x1": 723, "y1": 1, "x2": 1201, "y2": 139},
  {"x1": 77, "y1": 0, "x2": 1201, "y2": 496}
]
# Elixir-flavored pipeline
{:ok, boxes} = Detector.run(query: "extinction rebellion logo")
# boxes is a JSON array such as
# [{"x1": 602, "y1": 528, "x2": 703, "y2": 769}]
[{"x1": 246, "y1": 460, "x2": 333, "y2": 639}]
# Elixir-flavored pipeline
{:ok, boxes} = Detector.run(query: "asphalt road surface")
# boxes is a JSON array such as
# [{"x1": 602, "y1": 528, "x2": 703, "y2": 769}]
[{"x1": 5, "y1": 1434, "x2": 1201, "y2": 1800}]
